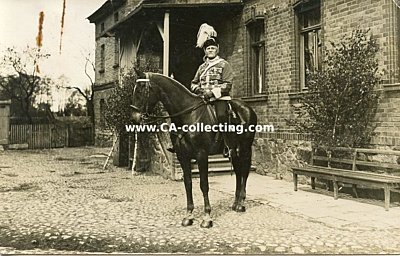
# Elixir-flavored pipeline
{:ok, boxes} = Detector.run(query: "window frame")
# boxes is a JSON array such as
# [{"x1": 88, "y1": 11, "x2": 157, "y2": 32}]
[
  {"x1": 297, "y1": 1, "x2": 322, "y2": 90},
  {"x1": 100, "y1": 44, "x2": 105, "y2": 73},
  {"x1": 113, "y1": 39, "x2": 120, "y2": 68},
  {"x1": 246, "y1": 17, "x2": 266, "y2": 96},
  {"x1": 99, "y1": 99, "x2": 106, "y2": 128}
]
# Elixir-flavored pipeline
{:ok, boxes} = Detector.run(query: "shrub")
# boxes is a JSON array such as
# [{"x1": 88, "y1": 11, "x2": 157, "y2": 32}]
[
  {"x1": 104, "y1": 70, "x2": 137, "y2": 133},
  {"x1": 291, "y1": 29, "x2": 381, "y2": 148}
]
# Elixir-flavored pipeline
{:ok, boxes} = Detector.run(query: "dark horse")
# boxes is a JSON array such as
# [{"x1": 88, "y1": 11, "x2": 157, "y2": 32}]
[{"x1": 131, "y1": 71, "x2": 257, "y2": 228}]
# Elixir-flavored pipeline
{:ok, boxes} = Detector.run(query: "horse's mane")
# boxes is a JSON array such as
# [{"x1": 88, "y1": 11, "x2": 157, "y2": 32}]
[{"x1": 149, "y1": 73, "x2": 199, "y2": 97}]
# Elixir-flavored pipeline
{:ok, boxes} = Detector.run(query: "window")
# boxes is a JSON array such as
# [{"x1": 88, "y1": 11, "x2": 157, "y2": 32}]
[
  {"x1": 99, "y1": 99, "x2": 105, "y2": 128},
  {"x1": 100, "y1": 22, "x2": 105, "y2": 32},
  {"x1": 297, "y1": 1, "x2": 322, "y2": 89},
  {"x1": 247, "y1": 18, "x2": 265, "y2": 95},
  {"x1": 100, "y1": 44, "x2": 105, "y2": 73},
  {"x1": 114, "y1": 12, "x2": 119, "y2": 23},
  {"x1": 113, "y1": 39, "x2": 119, "y2": 68}
]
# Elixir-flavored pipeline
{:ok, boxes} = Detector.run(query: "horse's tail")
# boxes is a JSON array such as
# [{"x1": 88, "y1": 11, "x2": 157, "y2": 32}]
[{"x1": 231, "y1": 99, "x2": 257, "y2": 127}]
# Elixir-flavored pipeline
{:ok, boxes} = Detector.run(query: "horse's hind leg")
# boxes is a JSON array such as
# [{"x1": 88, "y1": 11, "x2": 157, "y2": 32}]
[
  {"x1": 231, "y1": 154, "x2": 242, "y2": 211},
  {"x1": 197, "y1": 152, "x2": 213, "y2": 228},
  {"x1": 180, "y1": 157, "x2": 194, "y2": 226}
]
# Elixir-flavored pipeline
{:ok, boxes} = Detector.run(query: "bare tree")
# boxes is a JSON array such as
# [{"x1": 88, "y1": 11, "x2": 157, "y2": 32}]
[
  {"x1": 66, "y1": 55, "x2": 95, "y2": 142},
  {"x1": 0, "y1": 46, "x2": 51, "y2": 123}
]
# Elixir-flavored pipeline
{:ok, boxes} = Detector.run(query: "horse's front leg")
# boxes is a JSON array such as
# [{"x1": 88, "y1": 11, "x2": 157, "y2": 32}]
[
  {"x1": 232, "y1": 149, "x2": 251, "y2": 212},
  {"x1": 197, "y1": 152, "x2": 213, "y2": 228},
  {"x1": 179, "y1": 157, "x2": 194, "y2": 226}
]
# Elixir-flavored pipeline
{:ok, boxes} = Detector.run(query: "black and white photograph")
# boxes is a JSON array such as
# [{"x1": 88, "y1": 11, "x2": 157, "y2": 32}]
[{"x1": 1, "y1": 0, "x2": 400, "y2": 254}]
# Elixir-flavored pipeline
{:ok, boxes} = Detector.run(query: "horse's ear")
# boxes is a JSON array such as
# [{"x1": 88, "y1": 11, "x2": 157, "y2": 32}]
[{"x1": 134, "y1": 67, "x2": 146, "y2": 79}]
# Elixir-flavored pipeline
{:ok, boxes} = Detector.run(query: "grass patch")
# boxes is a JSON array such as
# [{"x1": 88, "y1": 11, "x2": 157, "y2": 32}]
[
  {"x1": 3, "y1": 173, "x2": 18, "y2": 177},
  {"x1": 0, "y1": 182, "x2": 39, "y2": 193},
  {"x1": 0, "y1": 227, "x2": 249, "y2": 253}
]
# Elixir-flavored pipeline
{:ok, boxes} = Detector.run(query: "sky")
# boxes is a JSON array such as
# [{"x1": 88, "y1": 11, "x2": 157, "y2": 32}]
[{"x1": 0, "y1": 0, "x2": 105, "y2": 110}]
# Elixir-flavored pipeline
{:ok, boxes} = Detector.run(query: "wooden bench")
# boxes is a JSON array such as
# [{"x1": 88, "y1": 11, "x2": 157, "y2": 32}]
[{"x1": 292, "y1": 147, "x2": 400, "y2": 210}]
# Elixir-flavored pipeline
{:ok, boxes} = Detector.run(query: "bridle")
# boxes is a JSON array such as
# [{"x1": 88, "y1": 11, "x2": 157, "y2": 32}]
[{"x1": 131, "y1": 73, "x2": 207, "y2": 125}]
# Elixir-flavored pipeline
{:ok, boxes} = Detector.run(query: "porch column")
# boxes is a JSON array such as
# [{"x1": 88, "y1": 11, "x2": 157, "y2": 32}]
[{"x1": 163, "y1": 11, "x2": 170, "y2": 76}]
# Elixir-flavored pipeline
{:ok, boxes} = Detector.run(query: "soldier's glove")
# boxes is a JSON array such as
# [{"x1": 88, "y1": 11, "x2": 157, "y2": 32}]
[
  {"x1": 193, "y1": 87, "x2": 205, "y2": 95},
  {"x1": 203, "y1": 91, "x2": 214, "y2": 100}
]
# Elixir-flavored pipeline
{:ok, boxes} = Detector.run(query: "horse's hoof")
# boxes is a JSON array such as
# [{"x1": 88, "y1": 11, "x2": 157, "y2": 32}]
[
  {"x1": 181, "y1": 218, "x2": 194, "y2": 227},
  {"x1": 231, "y1": 202, "x2": 238, "y2": 211},
  {"x1": 235, "y1": 205, "x2": 246, "y2": 212},
  {"x1": 200, "y1": 220, "x2": 213, "y2": 228}
]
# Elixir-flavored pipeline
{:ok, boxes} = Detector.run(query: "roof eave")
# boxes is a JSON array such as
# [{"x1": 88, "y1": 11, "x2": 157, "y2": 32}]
[
  {"x1": 87, "y1": 0, "x2": 126, "y2": 23},
  {"x1": 103, "y1": 1, "x2": 244, "y2": 35}
]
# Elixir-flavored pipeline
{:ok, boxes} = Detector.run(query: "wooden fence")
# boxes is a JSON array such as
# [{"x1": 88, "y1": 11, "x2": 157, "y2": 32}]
[{"x1": 9, "y1": 124, "x2": 93, "y2": 149}]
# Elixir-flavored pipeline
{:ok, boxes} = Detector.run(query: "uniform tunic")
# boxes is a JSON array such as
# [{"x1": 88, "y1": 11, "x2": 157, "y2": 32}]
[{"x1": 190, "y1": 56, "x2": 233, "y2": 100}]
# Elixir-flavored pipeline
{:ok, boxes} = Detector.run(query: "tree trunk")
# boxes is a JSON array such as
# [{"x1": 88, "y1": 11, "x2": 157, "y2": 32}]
[
  {"x1": 22, "y1": 98, "x2": 32, "y2": 124},
  {"x1": 87, "y1": 99, "x2": 95, "y2": 145}
]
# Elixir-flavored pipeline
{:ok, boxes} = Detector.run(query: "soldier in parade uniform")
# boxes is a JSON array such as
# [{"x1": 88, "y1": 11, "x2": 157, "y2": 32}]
[
  {"x1": 168, "y1": 24, "x2": 236, "y2": 156},
  {"x1": 191, "y1": 37, "x2": 233, "y2": 110},
  {"x1": 191, "y1": 24, "x2": 235, "y2": 156}
]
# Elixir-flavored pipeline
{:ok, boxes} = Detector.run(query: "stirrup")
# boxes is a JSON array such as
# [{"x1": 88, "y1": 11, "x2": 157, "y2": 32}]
[{"x1": 223, "y1": 147, "x2": 233, "y2": 158}]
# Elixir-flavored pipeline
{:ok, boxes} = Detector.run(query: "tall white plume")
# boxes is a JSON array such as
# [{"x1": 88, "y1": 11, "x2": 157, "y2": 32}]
[{"x1": 196, "y1": 23, "x2": 217, "y2": 48}]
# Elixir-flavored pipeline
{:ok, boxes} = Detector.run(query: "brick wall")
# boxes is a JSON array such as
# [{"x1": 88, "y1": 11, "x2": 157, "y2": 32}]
[
  {"x1": 90, "y1": 0, "x2": 400, "y2": 177},
  {"x1": 373, "y1": 90, "x2": 400, "y2": 146},
  {"x1": 233, "y1": 0, "x2": 400, "y2": 179},
  {"x1": 236, "y1": 0, "x2": 297, "y2": 132},
  {"x1": 235, "y1": 0, "x2": 400, "y2": 147},
  {"x1": 323, "y1": 0, "x2": 397, "y2": 83},
  {"x1": 95, "y1": 36, "x2": 119, "y2": 86},
  {"x1": 323, "y1": 0, "x2": 400, "y2": 147},
  {"x1": 93, "y1": 88, "x2": 114, "y2": 146}
]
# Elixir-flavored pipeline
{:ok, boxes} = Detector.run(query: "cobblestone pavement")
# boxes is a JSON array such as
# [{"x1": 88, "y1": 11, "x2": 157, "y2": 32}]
[{"x1": 0, "y1": 147, "x2": 400, "y2": 254}]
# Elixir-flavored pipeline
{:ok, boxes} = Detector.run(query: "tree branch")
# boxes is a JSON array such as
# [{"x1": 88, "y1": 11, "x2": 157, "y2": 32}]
[
  {"x1": 84, "y1": 57, "x2": 95, "y2": 89},
  {"x1": 66, "y1": 86, "x2": 90, "y2": 101}
]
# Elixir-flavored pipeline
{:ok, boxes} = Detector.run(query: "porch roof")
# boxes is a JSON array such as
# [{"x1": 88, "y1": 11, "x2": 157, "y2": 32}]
[{"x1": 99, "y1": 1, "x2": 243, "y2": 38}]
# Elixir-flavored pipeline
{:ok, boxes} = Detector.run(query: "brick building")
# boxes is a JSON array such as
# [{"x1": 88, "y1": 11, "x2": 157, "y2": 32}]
[{"x1": 88, "y1": 0, "x2": 400, "y2": 178}]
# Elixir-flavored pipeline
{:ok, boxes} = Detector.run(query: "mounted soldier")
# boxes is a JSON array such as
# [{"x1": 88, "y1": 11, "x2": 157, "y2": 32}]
[{"x1": 168, "y1": 23, "x2": 236, "y2": 157}]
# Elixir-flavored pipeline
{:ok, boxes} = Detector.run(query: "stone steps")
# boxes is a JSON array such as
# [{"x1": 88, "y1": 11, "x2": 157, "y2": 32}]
[{"x1": 173, "y1": 155, "x2": 256, "y2": 176}]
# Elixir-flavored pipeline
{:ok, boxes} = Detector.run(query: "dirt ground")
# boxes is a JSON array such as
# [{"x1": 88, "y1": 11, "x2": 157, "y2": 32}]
[
  {"x1": 0, "y1": 147, "x2": 123, "y2": 254},
  {"x1": 1, "y1": 147, "x2": 400, "y2": 254}
]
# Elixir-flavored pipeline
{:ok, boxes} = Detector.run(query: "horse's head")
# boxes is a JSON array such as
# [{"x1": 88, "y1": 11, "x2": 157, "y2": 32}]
[
  {"x1": 130, "y1": 71, "x2": 161, "y2": 124},
  {"x1": 131, "y1": 70, "x2": 203, "y2": 124}
]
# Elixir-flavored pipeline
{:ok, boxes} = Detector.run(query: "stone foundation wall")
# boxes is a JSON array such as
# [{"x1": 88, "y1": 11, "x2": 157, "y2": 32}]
[
  {"x1": 251, "y1": 137, "x2": 400, "y2": 188},
  {"x1": 252, "y1": 134, "x2": 400, "y2": 183},
  {"x1": 95, "y1": 129, "x2": 113, "y2": 147},
  {"x1": 135, "y1": 131, "x2": 182, "y2": 180},
  {"x1": 252, "y1": 135, "x2": 311, "y2": 182}
]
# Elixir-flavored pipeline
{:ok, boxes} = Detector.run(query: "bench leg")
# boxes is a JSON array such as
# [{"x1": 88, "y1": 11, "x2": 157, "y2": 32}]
[
  {"x1": 384, "y1": 185, "x2": 390, "y2": 211},
  {"x1": 293, "y1": 173, "x2": 298, "y2": 191},
  {"x1": 333, "y1": 180, "x2": 339, "y2": 200},
  {"x1": 352, "y1": 184, "x2": 358, "y2": 198},
  {"x1": 311, "y1": 177, "x2": 316, "y2": 190}
]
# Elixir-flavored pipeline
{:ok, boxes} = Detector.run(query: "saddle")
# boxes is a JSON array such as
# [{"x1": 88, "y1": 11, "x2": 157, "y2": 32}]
[
  {"x1": 205, "y1": 101, "x2": 244, "y2": 156},
  {"x1": 206, "y1": 101, "x2": 243, "y2": 126},
  {"x1": 168, "y1": 102, "x2": 244, "y2": 156}
]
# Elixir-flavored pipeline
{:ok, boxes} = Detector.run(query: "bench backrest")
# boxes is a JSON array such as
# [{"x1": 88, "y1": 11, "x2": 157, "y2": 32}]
[{"x1": 311, "y1": 147, "x2": 400, "y2": 175}]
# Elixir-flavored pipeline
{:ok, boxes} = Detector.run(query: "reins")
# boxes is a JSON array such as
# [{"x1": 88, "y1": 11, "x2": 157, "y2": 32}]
[
  {"x1": 140, "y1": 100, "x2": 207, "y2": 125},
  {"x1": 131, "y1": 74, "x2": 208, "y2": 125}
]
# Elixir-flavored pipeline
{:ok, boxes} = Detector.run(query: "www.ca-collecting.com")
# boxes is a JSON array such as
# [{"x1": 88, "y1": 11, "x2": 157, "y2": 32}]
[{"x1": 125, "y1": 123, "x2": 274, "y2": 134}]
